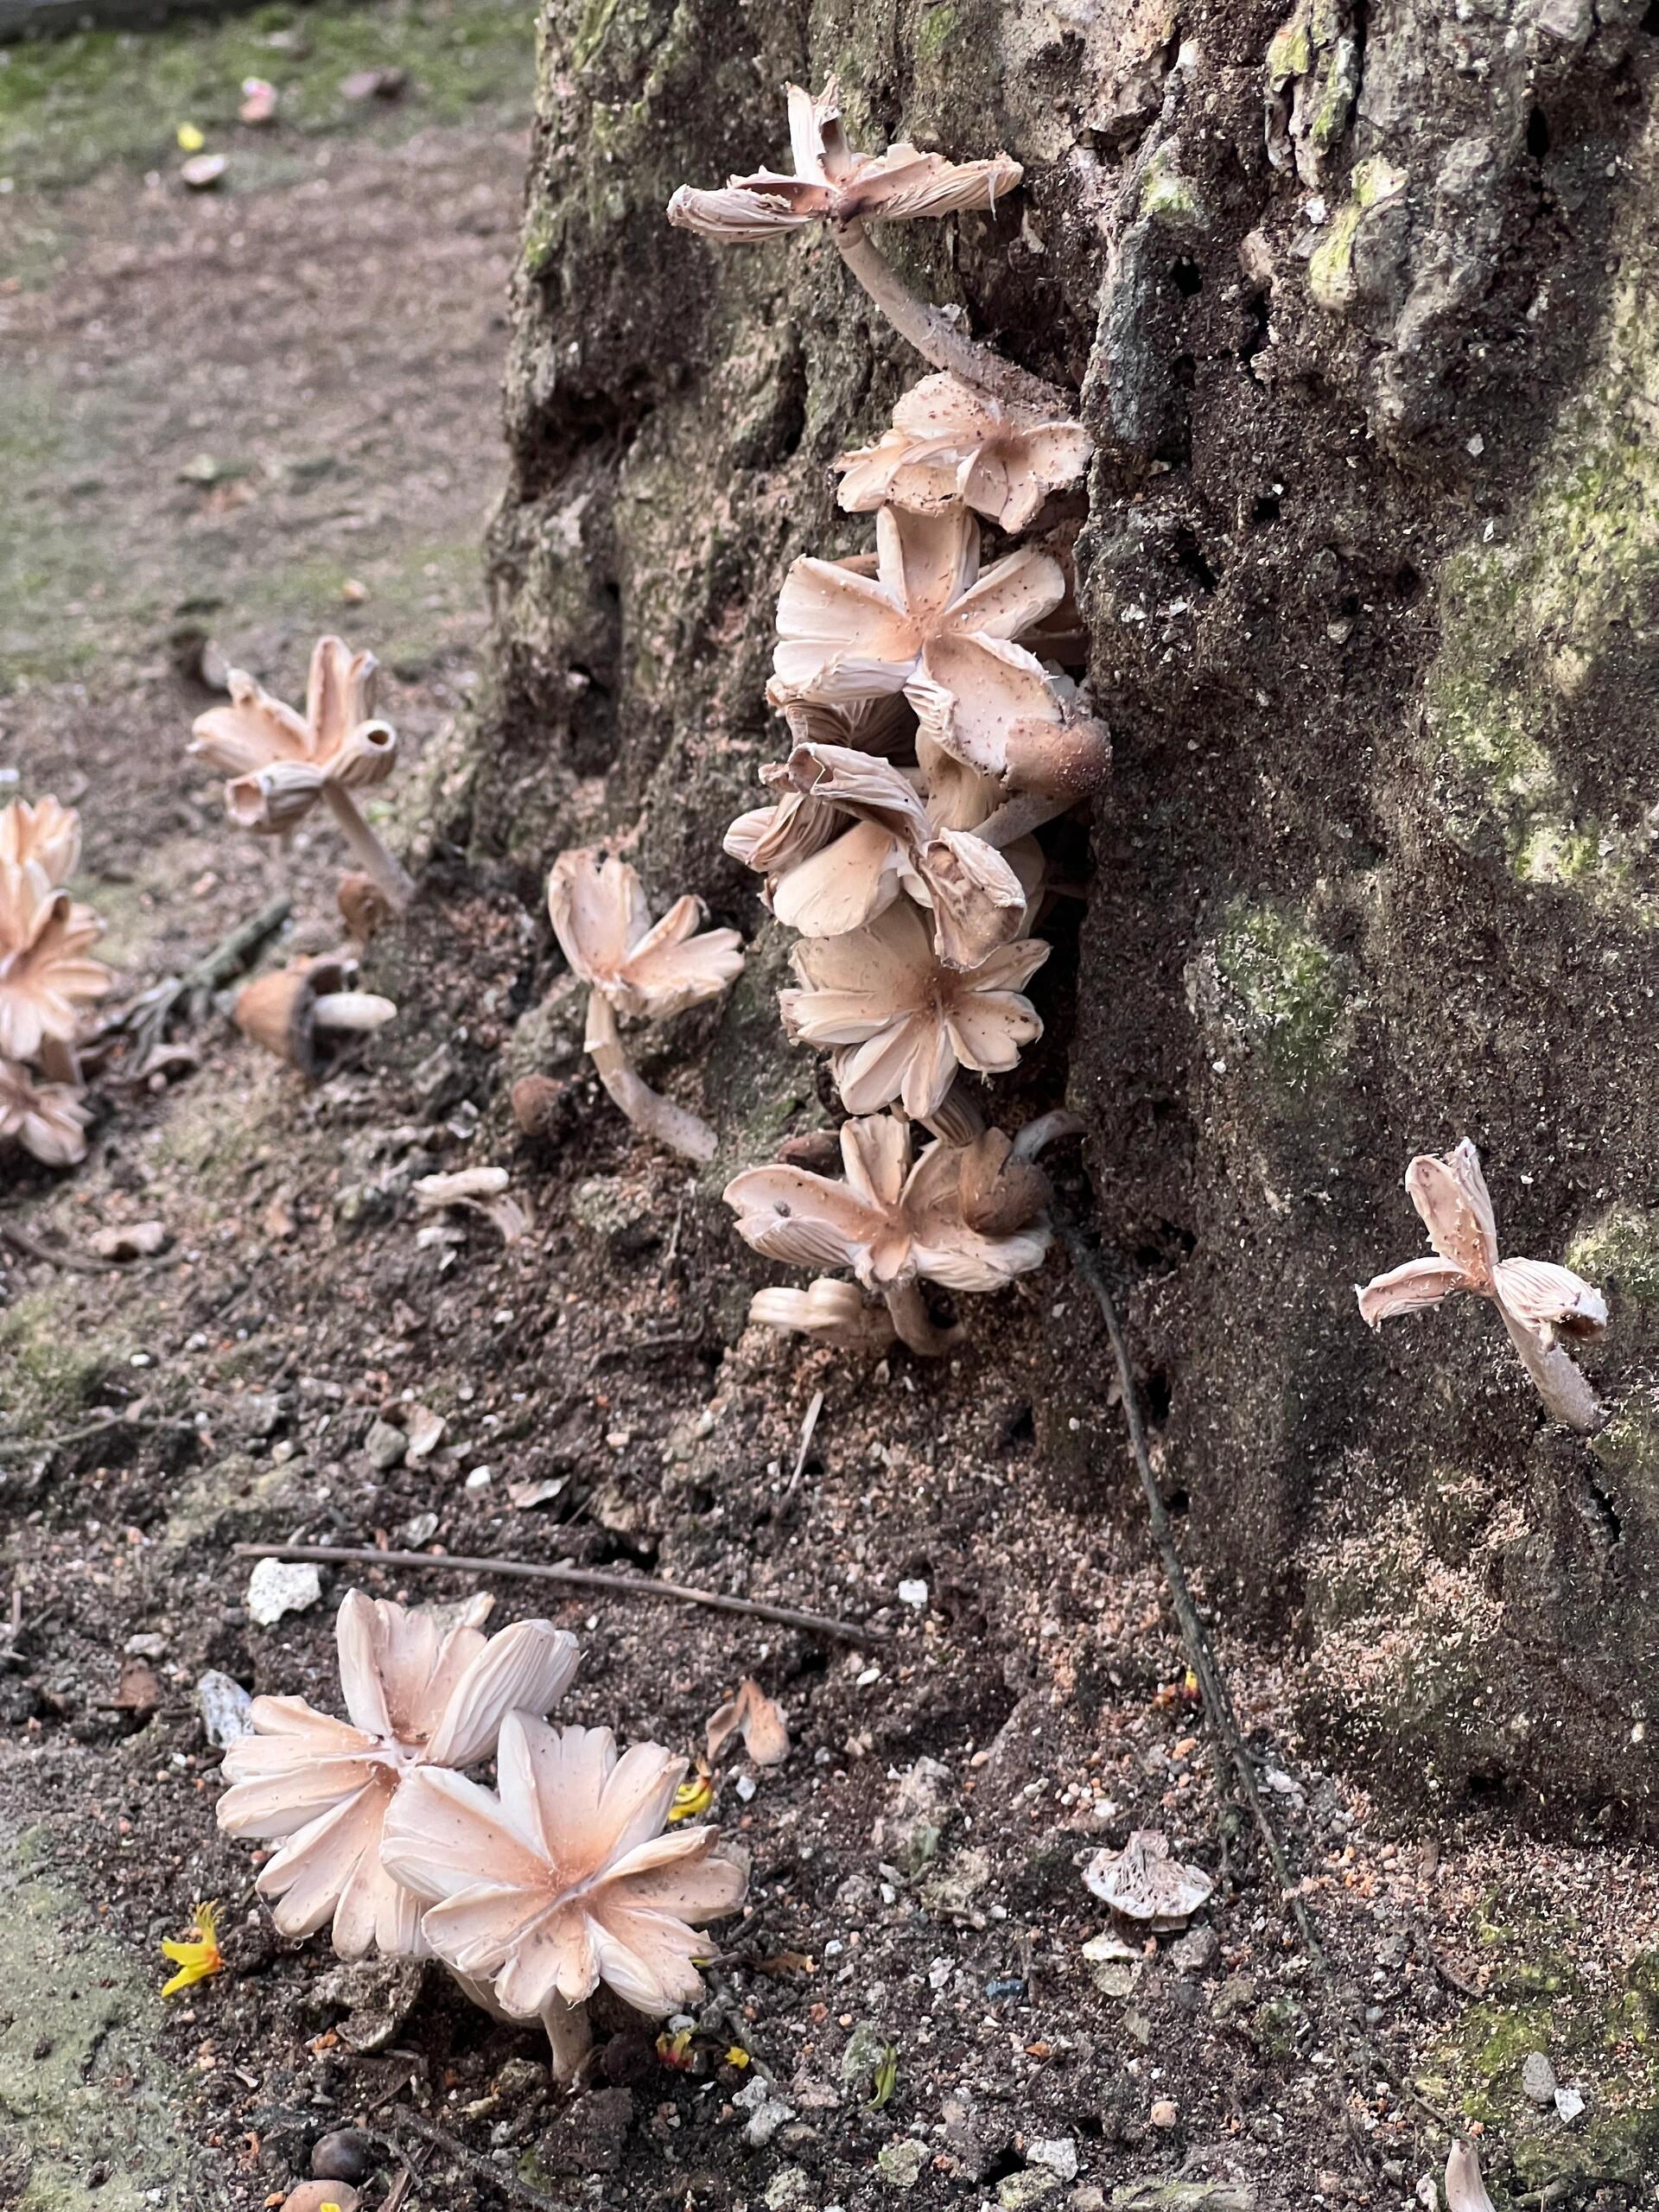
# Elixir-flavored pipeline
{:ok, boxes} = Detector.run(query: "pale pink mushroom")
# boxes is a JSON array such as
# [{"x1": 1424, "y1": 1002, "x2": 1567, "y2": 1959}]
[
  {"x1": 1356, "y1": 1139, "x2": 1606, "y2": 1432},
  {"x1": 547, "y1": 849, "x2": 745, "y2": 1163},
  {"x1": 726, "y1": 1109, "x2": 1049, "y2": 1354},
  {"x1": 835, "y1": 371, "x2": 1092, "y2": 533},
  {"x1": 778, "y1": 897, "x2": 1047, "y2": 1121},
  {"x1": 381, "y1": 1713, "x2": 747, "y2": 2082},
  {"x1": 0, "y1": 860, "x2": 110, "y2": 1065},
  {"x1": 189, "y1": 637, "x2": 413, "y2": 908},
  {"x1": 0, "y1": 796, "x2": 82, "y2": 886},
  {"x1": 217, "y1": 1592, "x2": 580, "y2": 1961},
  {"x1": 0, "y1": 1058, "x2": 92, "y2": 1167},
  {"x1": 747, "y1": 1276, "x2": 899, "y2": 1355}
]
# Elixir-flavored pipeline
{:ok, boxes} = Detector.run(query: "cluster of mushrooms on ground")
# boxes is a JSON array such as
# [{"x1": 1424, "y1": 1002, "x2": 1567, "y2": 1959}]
[{"x1": 1, "y1": 84, "x2": 1600, "y2": 2206}]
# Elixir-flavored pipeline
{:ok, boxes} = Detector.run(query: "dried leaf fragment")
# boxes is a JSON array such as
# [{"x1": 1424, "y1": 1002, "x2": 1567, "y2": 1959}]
[{"x1": 707, "y1": 1677, "x2": 791, "y2": 1767}]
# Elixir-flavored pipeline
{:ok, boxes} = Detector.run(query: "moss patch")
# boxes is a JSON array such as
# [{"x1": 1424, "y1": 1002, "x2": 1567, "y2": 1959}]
[
  {"x1": 1209, "y1": 899, "x2": 1350, "y2": 1093},
  {"x1": 1567, "y1": 1207, "x2": 1659, "y2": 1311},
  {"x1": 0, "y1": 1292, "x2": 124, "y2": 1431}
]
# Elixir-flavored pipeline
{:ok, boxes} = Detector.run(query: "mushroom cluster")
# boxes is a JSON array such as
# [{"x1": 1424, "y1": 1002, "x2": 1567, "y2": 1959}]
[
  {"x1": 219, "y1": 1590, "x2": 747, "y2": 2082},
  {"x1": 671, "y1": 88, "x2": 1100, "y2": 1351},
  {"x1": 0, "y1": 797, "x2": 111, "y2": 1168}
]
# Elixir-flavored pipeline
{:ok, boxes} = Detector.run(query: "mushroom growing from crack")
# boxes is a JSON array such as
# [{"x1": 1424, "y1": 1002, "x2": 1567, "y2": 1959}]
[
  {"x1": 835, "y1": 371, "x2": 1093, "y2": 534},
  {"x1": 779, "y1": 896, "x2": 1048, "y2": 1121},
  {"x1": 668, "y1": 79, "x2": 1065, "y2": 415},
  {"x1": 546, "y1": 849, "x2": 745, "y2": 1164},
  {"x1": 0, "y1": 798, "x2": 111, "y2": 1134},
  {"x1": 1356, "y1": 1138, "x2": 1607, "y2": 1433},
  {"x1": 726, "y1": 1109, "x2": 1054, "y2": 1355},
  {"x1": 217, "y1": 1591, "x2": 580, "y2": 1960},
  {"x1": 234, "y1": 957, "x2": 397, "y2": 1079},
  {"x1": 188, "y1": 636, "x2": 414, "y2": 910},
  {"x1": 380, "y1": 1712, "x2": 747, "y2": 2084}
]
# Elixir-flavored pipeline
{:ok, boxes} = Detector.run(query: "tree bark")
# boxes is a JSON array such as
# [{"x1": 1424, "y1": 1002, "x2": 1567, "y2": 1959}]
[{"x1": 477, "y1": 0, "x2": 1659, "y2": 1810}]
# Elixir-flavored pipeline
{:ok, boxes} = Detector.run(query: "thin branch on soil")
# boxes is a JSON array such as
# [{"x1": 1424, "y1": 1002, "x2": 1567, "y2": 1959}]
[
  {"x1": 387, "y1": 2107, "x2": 564, "y2": 2210},
  {"x1": 1056, "y1": 1208, "x2": 1457, "y2": 2136},
  {"x1": 784, "y1": 1388, "x2": 824, "y2": 1499},
  {"x1": 232, "y1": 1541, "x2": 886, "y2": 1644},
  {"x1": 0, "y1": 1409, "x2": 194, "y2": 1462},
  {"x1": 0, "y1": 1220, "x2": 126, "y2": 1274},
  {"x1": 93, "y1": 893, "x2": 292, "y2": 1063}
]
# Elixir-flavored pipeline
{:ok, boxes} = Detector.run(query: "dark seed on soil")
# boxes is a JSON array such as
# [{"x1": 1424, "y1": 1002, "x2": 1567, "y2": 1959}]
[{"x1": 311, "y1": 2127, "x2": 374, "y2": 2183}]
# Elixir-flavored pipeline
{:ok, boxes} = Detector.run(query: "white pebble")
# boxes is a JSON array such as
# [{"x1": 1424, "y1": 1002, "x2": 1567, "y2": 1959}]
[{"x1": 246, "y1": 1558, "x2": 321, "y2": 1626}]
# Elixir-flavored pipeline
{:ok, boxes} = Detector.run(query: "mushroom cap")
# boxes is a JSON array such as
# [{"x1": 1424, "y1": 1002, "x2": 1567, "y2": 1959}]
[
  {"x1": 233, "y1": 958, "x2": 349, "y2": 1078},
  {"x1": 338, "y1": 871, "x2": 395, "y2": 944},
  {"x1": 1083, "y1": 1829, "x2": 1214, "y2": 1926}
]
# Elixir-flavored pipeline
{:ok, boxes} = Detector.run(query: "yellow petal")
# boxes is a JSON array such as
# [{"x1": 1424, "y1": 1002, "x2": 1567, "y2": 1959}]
[{"x1": 177, "y1": 123, "x2": 205, "y2": 151}]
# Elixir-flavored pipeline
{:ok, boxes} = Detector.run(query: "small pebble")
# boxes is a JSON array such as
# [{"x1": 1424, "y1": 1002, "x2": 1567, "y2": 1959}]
[
  {"x1": 364, "y1": 1419, "x2": 408, "y2": 1471},
  {"x1": 311, "y1": 2126, "x2": 375, "y2": 2183},
  {"x1": 197, "y1": 1669, "x2": 254, "y2": 1747},
  {"x1": 1026, "y1": 2137, "x2": 1077, "y2": 2180},
  {"x1": 247, "y1": 1559, "x2": 322, "y2": 1626},
  {"x1": 1148, "y1": 2098, "x2": 1179, "y2": 2129},
  {"x1": 1522, "y1": 2051, "x2": 1557, "y2": 2106}
]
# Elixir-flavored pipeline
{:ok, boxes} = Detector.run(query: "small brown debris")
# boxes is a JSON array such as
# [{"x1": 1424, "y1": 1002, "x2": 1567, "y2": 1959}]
[{"x1": 706, "y1": 1678, "x2": 791, "y2": 1767}]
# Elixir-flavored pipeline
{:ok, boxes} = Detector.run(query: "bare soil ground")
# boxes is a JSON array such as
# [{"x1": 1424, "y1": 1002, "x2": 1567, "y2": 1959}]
[{"x1": 2, "y1": 8, "x2": 1656, "y2": 2211}]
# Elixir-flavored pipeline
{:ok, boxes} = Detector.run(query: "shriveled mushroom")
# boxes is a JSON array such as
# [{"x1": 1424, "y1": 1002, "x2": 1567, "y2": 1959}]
[
  {"x1": 779, "y1": 897, "x2": 1047, "y2": 1121},
  {"x1": 412, "y1": 1166, "x2": 530, "y2": 1243},
  {"x1": 835, "y1": 372, "x2": 1092, "y2": 533},
  {"x1": 747, "y1": 1276, "x2": 899, "y2": 1355},
  {"x1": 234, "y1": 957, "x2": 397, "y2": 1079},
  {"x1": 188, "y1": 637, "x2": 414, "y2": 910},
  {"x1": 1356, "y1": 1139, "x2": 1606, "y2": 1433},
  {"x1": 547, "y1": 849, "x2": 744, "y2": 1164},
  {"x1": 0, "y1": 1058, "x2": 92, "y2": 1167},
  {"x1": 337, "y1": 870, "x2": 396, "y2": 947},
  {"x1": 381, "y1": 1713, "x2": 747, "y2": 2084},
  {"x1": 726, "y1": 1109, "x2": 1049, "y2": 1355},
  {"x1": 706, "y1": 1677, "x2": 790, "y2": 1767},
  {"x1": 668, "y1": 79, "x2": 1062, "y2": 414},
  {"x1": 1083, "y1": 1829, "x2": 1214, "y2": 1929}
]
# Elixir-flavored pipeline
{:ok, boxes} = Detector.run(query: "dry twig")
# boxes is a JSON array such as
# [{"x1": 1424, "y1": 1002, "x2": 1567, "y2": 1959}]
[
  {"x1": 388, "y1": 2107, "x2": 563, "y2": 2210},
  {"x1": 232, "y1": 1541, "x2": 885, "y2": 1644},
  {"x1": 94, "y1": 893, "x2": 292, "y2": 1064}
]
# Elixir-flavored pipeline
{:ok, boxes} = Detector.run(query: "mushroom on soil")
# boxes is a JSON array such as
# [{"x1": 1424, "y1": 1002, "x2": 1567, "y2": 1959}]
[{"x1": 233, "y1": 958, "x2": 397, "y2": 1079}]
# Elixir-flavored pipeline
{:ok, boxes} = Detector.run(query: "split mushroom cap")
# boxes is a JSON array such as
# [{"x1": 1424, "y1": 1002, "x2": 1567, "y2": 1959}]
[
  {"x1": 835, "y1": 371, "x2": 1093, "y2": 534},
  {"x1": 747, "y1": 1275, "x2": 899, "y2": 1353},
  {"x1": 548, "y1": 849, "x2": 745, "y2": 1020},
  {"x1": 666, "y1": 78, "x2": 1021, "y2": 241},
  {"x1": 725, "y1": 1109, "x2": 1050, "y2": 1295},
  {"x1": 190, "y1": 635, "x2": 397, "y2": 830},
  {"x1": 234, "y1": 957, "x2": 397, "y2": 1078},
  {"x1": 1083, "y1": 1829, "x2": 1215, "y2": 1927},
  {"x1": 758, "y1": 741, "x2": 1030, "y2": 969},
  {"x1": 779, "y1": 896, "x2": 1047, "y2": 1120},
  {"x1": 0, "y1": 795, "x2": 81, "y2": 886},
  {"x1": 1356, "y1": 1138, "x2": 1606, "y2": 1432},
  {"x1": 217, "y1": 1591, "x2": 580, "y2": 1961},
  {"x1": 338, "y1": 870, "x2": 395, "y2": 945},
  {"x1": 0, "y1": 1058, "x2": 92, "y2": 1167},
  {"x1": 0, "y1": 859, "x2": 111, "y2": 1062},
  {"x1": 381, "y1": 1713, "x2": 747, "y2": 2054},
  {"x1": 773, "y1": 505, "x2": 1065, "y2": 764}
]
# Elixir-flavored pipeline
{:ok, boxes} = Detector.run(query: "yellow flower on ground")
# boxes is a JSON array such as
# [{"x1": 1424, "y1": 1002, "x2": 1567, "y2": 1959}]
[
  {"x1": 669, "y1": 1771, "x2": 715, "y2": 1822},
  {"x1": 160, "y1": 1900, "x2": 224, "y2": 1996},
  {"x1": 176, "y1": 123, "x2": 205, "y2": 151}
]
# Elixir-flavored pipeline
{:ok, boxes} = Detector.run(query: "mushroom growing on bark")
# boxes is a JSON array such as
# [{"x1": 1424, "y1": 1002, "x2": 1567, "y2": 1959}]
[
  {"x1": 668, "y1": 79, "x2": 1065, "y2": 416},
  {"x1": 234, "y1": 957, "x2": 397, "y2": 1079},
  {"x1": 835, "y1": 371, "x2": 1093, "y2": 533},
  {"x1": 726, "y1": 1109, "x2": 1050, "y2": 1355},
  {"x1": 380, "y1": 1713, "x2": 747, "y2": 2084},
  {"x1": 217, "y1": 1591, "x2": 580, "y2": 1960},
  {"x1": 188, "y1": 637, "x2": 414, "y2": 910},
  {"x1": 1356, "y1": 1139, "x2": 1607, "y2": 1433},
  {"x1": 546, "y1": 849, "x2": 745, "y2": 1163},
  {"x1": 779, "y1": 896, "x2": 1048, "y2": 1121}
]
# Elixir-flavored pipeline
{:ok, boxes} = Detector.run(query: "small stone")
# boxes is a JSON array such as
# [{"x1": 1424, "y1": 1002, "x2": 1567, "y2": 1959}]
[
  {"x1": 400, "y1": 1511, "x2": 440, "y2": 1546},
  {"x1": 897, "y1": 1579, "x2": 929, "y2": 1609},
  {"x1": 1167, "y1": 1924, "x2": 1219, "y2": 1974},
  {"x1": 311, "y1": 2128, "x2": 375, "y2": 2183},
  {"x1": 1522, "y1": 2051, "x2": 1557, "y2": 2105},
  {"x1": 247, "y1": 1558, "x2": 322, "y2": 1625},
  {"x1": 1027, "y1": 2138, "x2": 1078, "y2": 2182},
  {"x1": 465, "y1": 1465, "x2": 493, "y2": 1491},
  {"x1": 124, "y1": 1632, "x2": 168, "y2": 1659},
  {"x1": 766, "y1": 2171, "x2": 813, "y2": 2210},
  {"x1": 281, "y1": 2188, "x2": 360, "y2": 2212},
  {"x1": 196, "y1": 1669, "x2": 254, "y2": 1747},
  {"x1": 238, "y1": 1392, "x2": 284, "y2": 1439},
  {"x1": 89, "y1": 1221, "x2": 169, "y2": 1261},
  {"x1": 733, "y1": 2075, "x2": 796, "y2": 2149},
  {"x1": 406, "y1": 1406, "x2": 446, "y2": 1461},
  {"x1": 997, "y1": 2172, "x2": 1058, "y2": 2209},
  {"x1": 1148, "y1": 2098, "x2": 1179, "y2": 2129},
  {"x1": 1554, "y1": 2084, "x2": 1585, "y2": 2124},
  {"x1": 877, "y1": 2138, "x2": 928, "y2": 2189},
  {"x1": 181, "y1": 153, "x2": 227, "y2": 189},
  {"x1": 364, "y1": 1419, "x2": 408, "y2": 1471},
  {"x1": 840, "y1": 2019, "x2": 888, "y2": 2086},
  {"x1": 305, "y1": 1955, "x2": 426, "y2": 2052}
]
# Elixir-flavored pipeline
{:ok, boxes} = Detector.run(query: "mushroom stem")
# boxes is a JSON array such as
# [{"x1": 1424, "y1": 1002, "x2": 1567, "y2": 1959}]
[
  {"x1": 312, "y1": 990, "x2": 397, "y2": 1033},
  {"x1": 1496, "y1": 1303, "x2": 1605, "y2": 1433},
  {"x1": 584, "y1": 989, "x2": 720, "y2": 1164},
  {"x1": 831, "y1": 219, "x2": 1071, "y2": 416},
  {"x1": 542, "y1": 1993, "x2": 594, "y2": 2088},
  {"x1": 923, "y1": 1080, "x2": 988, "y2": 1147},
  {"x1": 883, "y1": 1278, "x2": 964, "y2": 1357},
  {"x1": 320, "y1": 784, "x2": 415, "y2": 911},
  {"x1": 974, "y1": 791, "x2": 1076, "y2": 849},
  {"x1": 1011, "y1": 1109, "x2": 1084, "y2": 1162}
]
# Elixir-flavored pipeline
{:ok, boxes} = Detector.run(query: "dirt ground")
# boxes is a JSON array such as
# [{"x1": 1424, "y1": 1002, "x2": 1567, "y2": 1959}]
[{"x1": 3, "y1": 6, "x2": 1658, "y2": 2210}]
